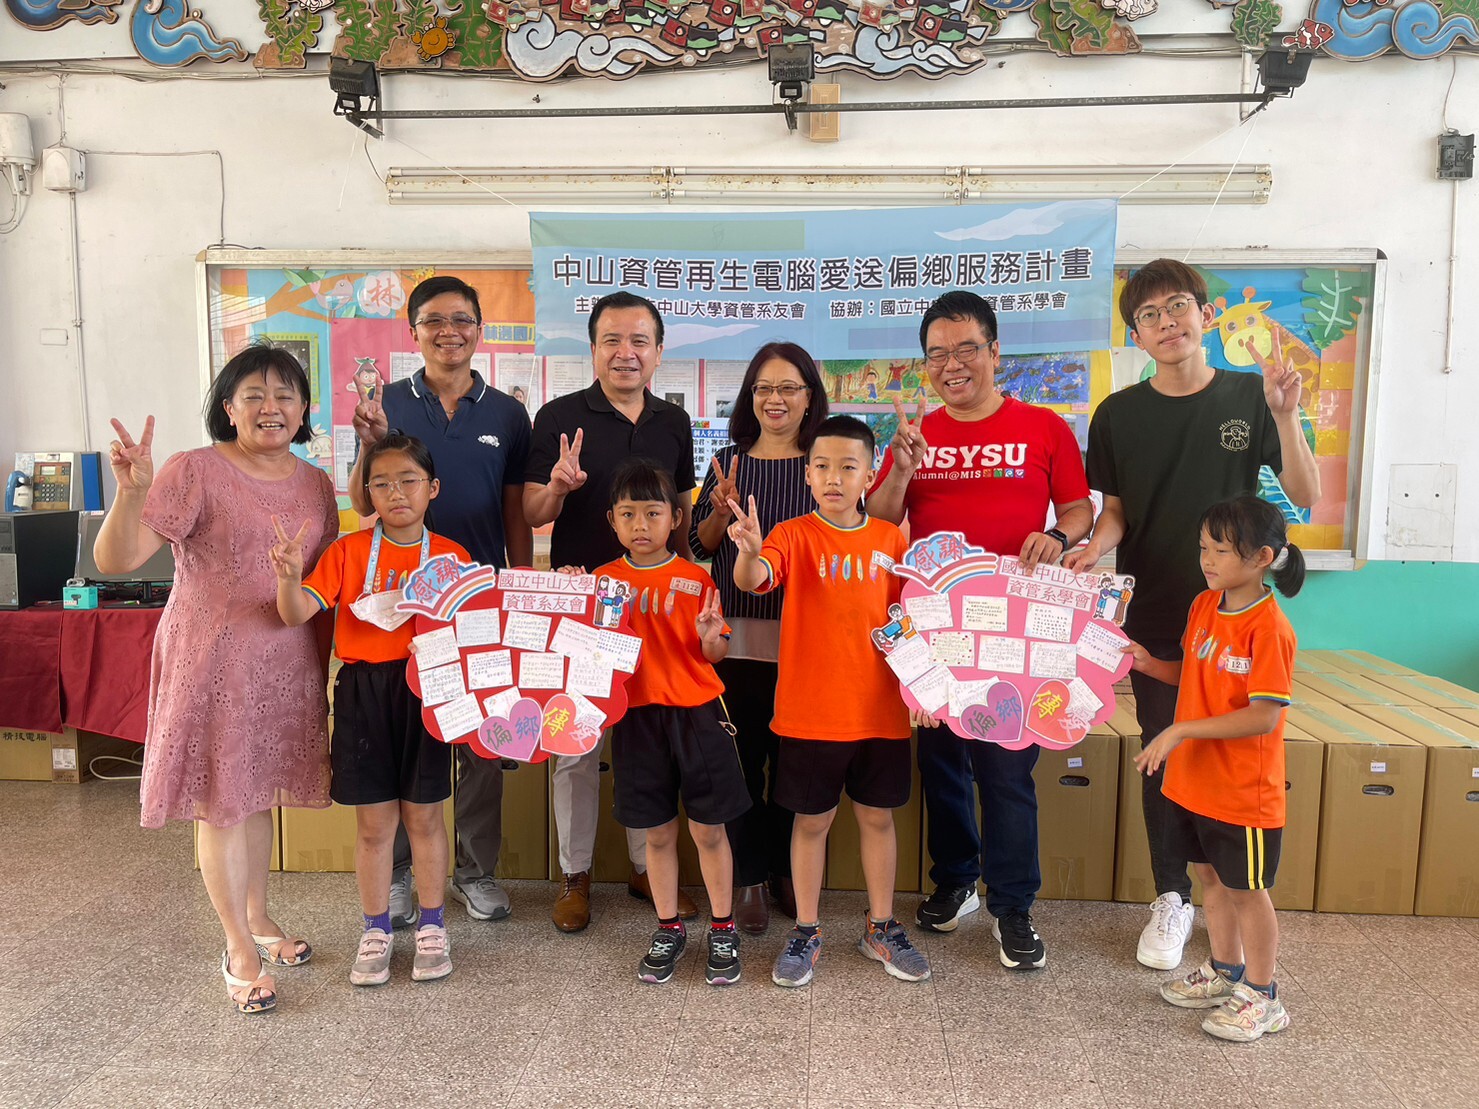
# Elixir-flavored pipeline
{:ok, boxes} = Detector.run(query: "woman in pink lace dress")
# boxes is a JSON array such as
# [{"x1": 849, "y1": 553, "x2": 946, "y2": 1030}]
[{"x1": 95, "y1": 345, "x2": 339, "y2": 1015}]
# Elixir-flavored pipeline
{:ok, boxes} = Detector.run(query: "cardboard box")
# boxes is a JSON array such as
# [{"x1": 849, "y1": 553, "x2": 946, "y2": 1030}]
[
  {"x1": 1033, "y1": 723, "x2": 1120, "y2": 901},
  {"x1": 1350, "y1": 705, "x2": 1479, "y2": 918},
  {"x1": 0, "y1": 727, "x2": 139, "y2": 783},
  {"x1": 0, "y1": 727, "x2": 57, "y2": 781},
  {"x1": 1439, "y1": 706, "x2": 1479, "y2": 729},
  {"x1": 829, "y1": 735, "x2": 922, "y2": 894},
  {"x1": 1332, "y1": 651, "x2": 1418, "y2": 677},
  {"x1": 1112, "y1": 696, "x2": 1165, "y2": 906},
  {"x1": 492, "y1": 757, "x2": 549, "y2": 881},
  {"x1": 281, "y1": 798, "x2": 454, "y2": 874},
  {"x1": 195, "y1": 810, "x2": 282, "y2": 872},
  {"x1": 1294, "y1": 670, "x2": 1422, "y2": 708},
  {"x1": 1362, "y1": 673, "x2": 1479, "y2": 713},
  {"x1": 1295, "y1": 649, "x2": 1359, "y2": 675},
  {"x1": 1291, "y1": 704, "x2": 1427, "y2": 915}
]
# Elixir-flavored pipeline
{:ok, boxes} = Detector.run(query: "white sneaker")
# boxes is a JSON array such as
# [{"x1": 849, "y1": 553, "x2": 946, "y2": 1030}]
[
  {"x1": 1137, "y1": 892, "x2": 1194, "y2": 970},
  {"x1": 1201, "y1": 982, "x2": 1290, "y2": 1042}
]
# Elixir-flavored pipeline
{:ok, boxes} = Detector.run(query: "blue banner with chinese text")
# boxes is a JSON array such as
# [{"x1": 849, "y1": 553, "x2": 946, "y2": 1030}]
[{"x1": 530, "y1": 202, "x2": 1117, "y2": 359}]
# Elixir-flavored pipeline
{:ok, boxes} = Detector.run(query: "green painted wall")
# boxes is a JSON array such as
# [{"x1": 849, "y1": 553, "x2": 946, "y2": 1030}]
[{"x1": 1282, "y1": 561, "x2": 1479, "y2": 690}]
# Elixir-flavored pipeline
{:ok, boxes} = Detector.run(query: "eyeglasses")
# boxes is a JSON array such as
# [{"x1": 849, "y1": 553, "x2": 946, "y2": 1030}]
[
  {"x1": 923, "y1": 342, "x2": 989, "y2": 368},
  {"x1": 1132, "y1": 297, "x2": 1196, "y2": 330},
  {"x1": 367, "y1": 477, "x2": 429, "y2": 495},
  {"x1": 751, "y1": 383, "x2": 810, "y2": 400},
  {"x1": 414, "y1": 314, "x2": 479, "y2": 330}
]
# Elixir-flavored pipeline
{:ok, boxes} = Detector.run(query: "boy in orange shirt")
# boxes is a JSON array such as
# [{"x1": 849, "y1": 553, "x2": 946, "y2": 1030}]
[
  {"x1": 729, "y1": 415, "x2": 930, "y2": 988},
  {"x1": 1127, "y1": 495, "x2": 1304, "y2": 1042}
]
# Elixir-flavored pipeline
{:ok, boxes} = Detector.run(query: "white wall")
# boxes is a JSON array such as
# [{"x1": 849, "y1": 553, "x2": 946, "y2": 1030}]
[{"x1": 0, "y1": 50, "x2": 1474, "y2": 559}]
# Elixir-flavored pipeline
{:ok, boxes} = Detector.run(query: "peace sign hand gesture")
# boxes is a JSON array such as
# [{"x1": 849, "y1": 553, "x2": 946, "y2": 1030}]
[
  {"x1": 108, "y1": 416, "x2": 156, "y2": 497},
  {"x1": 708, "y1": 454, "x2": 740, "y2": 520},
  {"x1": 269, "y1": 515, "x2": 311, "y2": 583},
  {"x1": 695, "y1": 587, "x2": 725, "y2": 643},
  {"x1": 889, "y1": 395, "x2": 929, "y2": 478},
  {"x1": 549, "y1": 429, "x2": 588, "y2": 497},
  {"x1": 1250, "y1": 336, "x2": 1303, "y2": 418},
  {"x1": 726, "y1": 495, "x2": 764, "y2": 557}
]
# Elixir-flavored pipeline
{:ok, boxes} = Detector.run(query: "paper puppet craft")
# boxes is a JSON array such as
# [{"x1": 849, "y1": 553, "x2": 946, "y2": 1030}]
[
  {"x1": 400, "y1": 557, "x2": 642, "y2": 762},
  {"x1": 874, "y1": 532, "x2": 1135, "y2": 750}
]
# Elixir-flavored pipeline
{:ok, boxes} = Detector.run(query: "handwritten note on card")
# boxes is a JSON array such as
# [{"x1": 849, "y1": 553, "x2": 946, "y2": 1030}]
[
  {"x1": 503, "y1": 612, "x2": 553, "y2": 652},
  {"x1": 467, "y1": 650, "x2": 514, "y2": 690},
  {"x1": 419, "y1": 662, "x2": 467, "y2": 706},
  {"x1": 1024, "y1": 603, "x2": 1074, "y2": 643},
  {"x1": 518, "y1": 652, "x2": 566, "y2": 690}
]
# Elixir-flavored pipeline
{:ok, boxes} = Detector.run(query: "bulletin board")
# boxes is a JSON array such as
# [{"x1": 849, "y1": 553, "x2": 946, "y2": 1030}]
[{"x1": 198, "y1": 247, "x2": 1381, "y2": 566}]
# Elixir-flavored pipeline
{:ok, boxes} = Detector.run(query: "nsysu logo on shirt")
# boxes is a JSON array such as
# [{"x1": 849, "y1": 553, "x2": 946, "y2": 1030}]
[{"x1": 915, "y1": 442, "x2": 1028, "y2": 481}]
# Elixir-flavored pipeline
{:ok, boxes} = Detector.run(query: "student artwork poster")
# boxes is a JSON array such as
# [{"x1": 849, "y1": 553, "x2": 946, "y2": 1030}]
[
  {"x1": 396, "y1": 555, "x2": 643, "y2": 763},
  {"x1": 872, "y1": 532, "x2": 1135, "y2": 750}
]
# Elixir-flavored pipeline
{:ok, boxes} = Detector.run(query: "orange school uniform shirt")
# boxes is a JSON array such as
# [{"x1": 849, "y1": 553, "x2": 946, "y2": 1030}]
[
  {"x1": 303, "y1": 528, "x2": 470, "y2": 664},
  {"x1": 595, "y1": 554, "x2": 726, "y2": 709},
  {"x1": 1162, "y1": 589, "x2": 1297, "y2": 829},
  {"x1": 755, "y1": 512, "x2": 910, "y2": 742}
]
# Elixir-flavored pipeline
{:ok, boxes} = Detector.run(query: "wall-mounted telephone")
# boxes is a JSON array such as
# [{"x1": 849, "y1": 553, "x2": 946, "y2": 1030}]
[{"x1": 12, "y1": 452, "x2": 103, "y2": 512}]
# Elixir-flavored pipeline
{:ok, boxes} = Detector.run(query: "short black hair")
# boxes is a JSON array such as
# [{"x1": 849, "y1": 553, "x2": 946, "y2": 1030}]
[
  {"x1": 204, "y1": 343, "x2": 313, "y2": 445},
  {"x1": 919, "y1": 290, "x2": 998, "y2": 352},
  {"x1": 588, "y1": 291, "x2": 664, "y2": 347},
  {"x1": 807, "y1": 414, "x2": 875, "y2": 461},
  {"x1": 361, "y1": 433, "x2": 437, "y2": 489},
  {"x1": 727, "y1": 341, "x2": 830, "y2": 453},
  {"x1": 407, "y1": 276, "x2": 483, "y2": 326},
  {"x1": 607, "y1": 456, "x2": 682, "y2": 513}
]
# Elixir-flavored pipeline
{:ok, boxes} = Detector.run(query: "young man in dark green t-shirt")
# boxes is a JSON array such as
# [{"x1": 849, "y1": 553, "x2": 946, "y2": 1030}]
[{"x1": 1065, "y1": 258, "x2": 1319, "y2": 971}]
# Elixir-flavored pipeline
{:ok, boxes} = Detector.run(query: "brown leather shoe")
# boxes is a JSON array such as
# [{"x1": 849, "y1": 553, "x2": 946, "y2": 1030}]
[
  {"x1": 552, "y1": 871, "x2": 591, "y2": 932},
  {"x1": 734, "y1": 883, "x2": 769, "y2": 934},
  {"x1": 627, "y1": 867, "x2": 699, "y2": 919},
  {"x1": 769, "y1": 874, "x2": 797, "y2": 921}
]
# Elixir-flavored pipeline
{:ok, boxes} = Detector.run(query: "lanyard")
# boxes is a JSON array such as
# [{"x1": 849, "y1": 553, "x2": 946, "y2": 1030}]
[{"x1": 361, "y1": 522, "x2": 431, "y2": 598}]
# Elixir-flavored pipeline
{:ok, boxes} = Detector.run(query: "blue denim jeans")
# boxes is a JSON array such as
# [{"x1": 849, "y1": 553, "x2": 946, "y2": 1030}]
[{"x1": 918, "y1": 724, "x2": 1040, "y2": 917}]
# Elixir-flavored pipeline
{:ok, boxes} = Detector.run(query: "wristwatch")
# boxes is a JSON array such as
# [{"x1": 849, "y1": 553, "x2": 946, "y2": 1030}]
[{"x1": 1045, "y1": 527, "x2": 1070, "y2": 550}]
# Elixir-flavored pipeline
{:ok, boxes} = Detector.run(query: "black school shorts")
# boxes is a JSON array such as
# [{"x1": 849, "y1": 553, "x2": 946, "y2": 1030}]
[
  {"x1": 774, "y1": 736, "x2": 911, "y2": 815},
  {"x1": 1164, "y1": 796, "x2": 1282, "y2": 891},
  {"x1": 611, "y1": 700, "x2": 752, "y2": 829},
  {"x1": 330, "y1": 659, "x2": 453, "y2": 806}
]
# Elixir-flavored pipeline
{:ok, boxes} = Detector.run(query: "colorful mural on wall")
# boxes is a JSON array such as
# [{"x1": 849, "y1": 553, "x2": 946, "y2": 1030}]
[{"x1": 7, "y1": 0, "x2": 1477, "y2": 71}]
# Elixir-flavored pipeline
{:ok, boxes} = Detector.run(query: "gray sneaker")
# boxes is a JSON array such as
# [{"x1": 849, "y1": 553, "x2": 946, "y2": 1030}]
[
  {"x1": 1201, "y1": 982, "x2": 1290, "y2": 1041},
  {"x1": 389, "y1": 869, "x2": 418, "y2": 930},
  {"x1": 860, "y1": 918, "x2": 932, "y2": 982},
  {"x1": 349, "y1": 928, "x2": 392, "y2": 987},
  {"x1": 411, "y1": 924, "x2": 452, "y2": 982},
  {"x1": 1161, "y1": 960, "x2": 1238, "y2": 1009},
  {"x1": 450, "y1": 875, "x2": 511, "y2": 921},
  {"x1": 771, "y1": 927, "x2": 822, "y2": 988}
]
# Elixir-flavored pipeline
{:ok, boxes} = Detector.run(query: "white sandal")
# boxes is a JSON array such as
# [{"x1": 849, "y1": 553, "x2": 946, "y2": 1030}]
[
  {"x1": 252, "y1": 933, "x2": 312, "y2": 967},
  {"x1": 221, "y1": 950, "x2": 277, "y2": 1014}
]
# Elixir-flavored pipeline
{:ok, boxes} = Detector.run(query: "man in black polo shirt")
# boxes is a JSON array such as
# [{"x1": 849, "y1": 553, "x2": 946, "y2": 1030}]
[
  {"x1": 525, "y1": 291, "x2": 697, "y2": 932},
  {"x1": 349, "y1": 276, "x2": 533, "y2": 928}
]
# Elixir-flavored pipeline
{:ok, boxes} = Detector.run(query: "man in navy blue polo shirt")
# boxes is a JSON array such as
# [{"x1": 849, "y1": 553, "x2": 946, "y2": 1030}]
[
  {"x1": 525, "y1": 291, "x2": 697, "y2": 932},
  {"x1": 350, "y1": 275, "x2": 533, "y2": 927}
]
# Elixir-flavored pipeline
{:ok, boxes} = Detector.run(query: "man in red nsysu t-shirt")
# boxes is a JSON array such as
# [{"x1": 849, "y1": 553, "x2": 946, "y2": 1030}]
[{"x1": 870, "y1": 290, "x2": 1093, "y2": 972}]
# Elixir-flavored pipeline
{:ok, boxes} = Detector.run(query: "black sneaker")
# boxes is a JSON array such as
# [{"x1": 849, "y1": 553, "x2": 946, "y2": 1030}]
[
  {"x1": 705, "y1": 927, "x2": 742, "y2": 986},
  {"x1": 992, "y1": 911, "x2": 1046, "y2": 970},
  {"x1": 637, "y1": 926, "x2": 687, "y2": 984},
  {"x1": 916, "y1": 885, "x2": 981, "y2": 933}
]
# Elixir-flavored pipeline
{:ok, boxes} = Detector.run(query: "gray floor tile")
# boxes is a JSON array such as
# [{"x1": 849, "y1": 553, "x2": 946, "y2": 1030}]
[
  {"x1": 0, "y1": 1059, "x2": 98, "y2": 1109},
  {"x1": 807, "y1": 1023, "x2": 954, "y2": 1104}
]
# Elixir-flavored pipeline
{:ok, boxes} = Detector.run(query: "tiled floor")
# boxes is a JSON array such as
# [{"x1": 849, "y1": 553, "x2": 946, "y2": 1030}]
[{"x1": 3, "y1": 779, "x2": 1477, "y2": 1109}]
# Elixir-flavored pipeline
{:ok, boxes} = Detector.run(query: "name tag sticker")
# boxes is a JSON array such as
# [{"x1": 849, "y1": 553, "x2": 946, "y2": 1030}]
[
  {"x1": 1370, "y1": 761, "x2": 1386, "y2": 774},
  {"x1": 1067, "y1": 757, "x2": 1083, "y2": 769}
]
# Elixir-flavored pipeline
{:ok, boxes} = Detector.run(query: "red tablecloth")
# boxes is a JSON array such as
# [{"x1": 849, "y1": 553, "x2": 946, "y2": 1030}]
[{"x1": 0, "y1": 606, "x2": 161, "y2": 743}]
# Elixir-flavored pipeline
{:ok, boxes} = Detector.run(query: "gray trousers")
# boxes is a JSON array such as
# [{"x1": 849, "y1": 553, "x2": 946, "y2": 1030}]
[{"x1": 551, "y1": 744, "x2": 646, "y2": 877}]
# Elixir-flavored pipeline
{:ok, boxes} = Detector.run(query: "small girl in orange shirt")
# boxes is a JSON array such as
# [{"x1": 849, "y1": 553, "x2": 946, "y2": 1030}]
[{"x1": 1125, "y1": 495, "x2": 1304, "y2": 1043}]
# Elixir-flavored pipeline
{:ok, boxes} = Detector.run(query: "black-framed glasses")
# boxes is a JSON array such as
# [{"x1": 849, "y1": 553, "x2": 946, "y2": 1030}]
[
  {"x1": 923, "y1": 343, "x2": 988, "y2": 368},
  {"x1": 1132, "y1": 297, "x2": 1195, "y2": 330},
  {"x1": 367, "y1": 477, "x2": 429, "y2": 495},
  {"x1": 751, "y1": 383, "x2": 810, "y2": 399},
  {"x1": 414, "y1": 314, "x2": 479, "y2": 330}
]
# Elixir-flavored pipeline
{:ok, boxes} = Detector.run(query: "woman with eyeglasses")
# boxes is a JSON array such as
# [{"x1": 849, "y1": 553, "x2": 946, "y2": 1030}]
[
  {"x1": 347, "y1": 275, "x2": 532, "y2": 932},
  {"x1": 689, "y1": 341, "x2": 830, "y2": 934},
  {"x1": 93, "y1": 344, "x2": 340, "y2": 1013}
]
